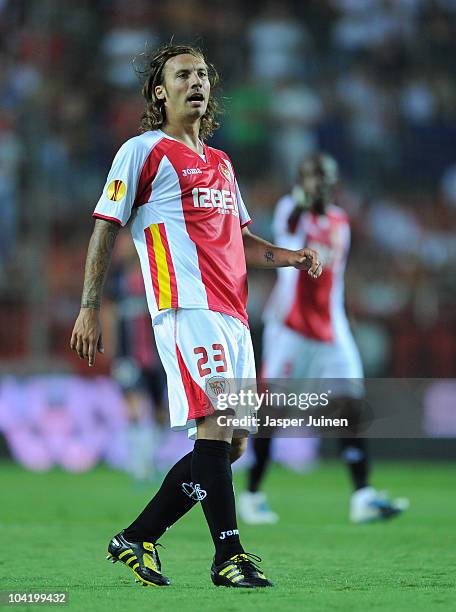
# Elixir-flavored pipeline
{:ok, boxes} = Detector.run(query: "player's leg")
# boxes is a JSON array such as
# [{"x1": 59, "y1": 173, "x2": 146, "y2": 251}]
[
  {"x1": 137, "y1": 366, "x2": 168, "y2": 481},
  {"x1": 248, "y1": 437, "x2": 273, "y2": 494},
  {"x1": 144, "y1": 364, "x2": 168, "y2": 429},
  {"x1": 338, "y1": 407, "x2": 409, "y2": 523},
  {"x1": 184, "y1": 312, "x2": 271, "y2": 586},
  {"x1": 125, "y1": 308, "x2": 202, "y2": 543},
  {"x1": 316, "y1": 342, "x2": 377, "y2": 520},
  {"x1": 192, "y1": 417, "x2": 271, "y2": 587},
  {"x1": 108, "y1": 310, "x2": 270, "y2": 587},
  {"x1": 106, "y1": 310, "x2": 197, "y2": 586},
  {"x1": 193, "y1": 414, "x2": 243, "y2": 562},
  {"x1": 108, "y1": 440, "x2": 248, "y2": 588},
  {"x1": 111, "y1": 357, "x2": 156, "y2": 482},
  {"x1": 121, "y1": 438, "x2": 246, "y2": 544},
  {"x1": 240, "y1": 436, "x2": 278, "y2": 525},
  {"x1": 324, "y1": 337, "x2": 409, "y2": 522},
  {"x1": 333, "y1": 395, "x2": 370, "y2": 493},
  {"x1": 240, "y1": 322, "x2": 295, "y2": 525}
]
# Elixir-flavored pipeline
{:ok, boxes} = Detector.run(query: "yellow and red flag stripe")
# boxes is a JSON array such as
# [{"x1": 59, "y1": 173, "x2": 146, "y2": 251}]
[{"x1": 144, "y1": 223, "x2": 178, "y2": 309}]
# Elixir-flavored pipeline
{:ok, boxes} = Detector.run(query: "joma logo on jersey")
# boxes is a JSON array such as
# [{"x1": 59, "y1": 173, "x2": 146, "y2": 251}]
[
  {"x1": 192, "y1": 187, "x2": 239, "y2": 217},
  {"x1": 182, "y1": 168, "x2": 203, "y2": 176}
]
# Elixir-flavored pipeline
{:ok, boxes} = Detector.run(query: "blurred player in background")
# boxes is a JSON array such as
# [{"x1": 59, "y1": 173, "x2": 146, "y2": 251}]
[
  {"x1": 70, "y1": 43, "x2": 322, "y2": 589},
  {"x1": 105, "y1": 232, "x2": 167, "y2": 483},
  {"x1": 240, "y1": 152, "x2": 409, "y2": 525}
]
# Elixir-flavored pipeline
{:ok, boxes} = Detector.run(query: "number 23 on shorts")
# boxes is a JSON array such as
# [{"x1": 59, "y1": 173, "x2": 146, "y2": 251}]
[{"x1": 193, "y1": 344, "x2": 228, "y2": 377}]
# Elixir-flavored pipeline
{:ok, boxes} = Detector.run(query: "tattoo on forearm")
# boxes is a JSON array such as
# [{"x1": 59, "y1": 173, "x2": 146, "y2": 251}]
[
  {"x1": 81, "y1": 221, "x2": 119, "y2": 309},
  {"x1": 81, "y1": 299, "x2": 102, "y2": 309},
  {"x1": 264, "y1": 249, "x2": 275, "y2": 264}
]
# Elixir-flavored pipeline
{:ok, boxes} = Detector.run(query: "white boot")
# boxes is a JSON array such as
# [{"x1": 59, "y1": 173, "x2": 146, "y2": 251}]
[
  {"x1": 238, "y1": 491, "x2": 279, "y2": 525},
  {"x1": 350, "y1": 486, "x2": 410, "y2": 523}
]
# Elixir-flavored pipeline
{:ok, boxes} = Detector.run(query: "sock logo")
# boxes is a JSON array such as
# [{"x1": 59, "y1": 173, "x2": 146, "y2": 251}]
[
  {"x1": 219, "y1": 529, "x2": 239, "y2": 540},
  {"x1": 182, "y1": 482, "x2": 207, "y2": 501}
]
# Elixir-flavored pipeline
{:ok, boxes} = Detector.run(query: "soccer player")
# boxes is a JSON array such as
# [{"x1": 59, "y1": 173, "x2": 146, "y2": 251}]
[
  {"x1": 69, "y1": 44, "x2": 322, "y2": 589},
  {"x1": 239, "y1": 152, "x2": 409, "y2": 525}
]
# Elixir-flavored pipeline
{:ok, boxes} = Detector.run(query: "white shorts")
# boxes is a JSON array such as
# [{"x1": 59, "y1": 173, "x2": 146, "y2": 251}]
[
  {"x1": 153, "y1": 308, "x2": 257, "y2": 438},
  {"x1": 262, "y1": 322, "x2": 364, "y2": 398}
]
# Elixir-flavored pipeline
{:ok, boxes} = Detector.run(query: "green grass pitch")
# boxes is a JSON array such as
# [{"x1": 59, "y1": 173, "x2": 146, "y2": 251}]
[{"x1": 1, "y1": 461, "x2": 455, "y2": 611}]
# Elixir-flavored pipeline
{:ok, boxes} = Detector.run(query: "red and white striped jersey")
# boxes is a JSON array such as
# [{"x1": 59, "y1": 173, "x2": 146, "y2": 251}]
[
  {"x1": 263, "y1": 194, "x2": 351, "y2": 343},
  {"x1": 93, "y1": 130, "x2": 251, "y2": 326}
]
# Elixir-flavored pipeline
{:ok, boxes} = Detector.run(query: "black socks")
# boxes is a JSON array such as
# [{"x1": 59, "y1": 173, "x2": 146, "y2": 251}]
[
  {"x1": 123, "y1": 440, "x2": 244, "y2": 565},
  {"x1": 248, "y1": 436, "x2": 369, "y2": 493},
  {"x1": 191, "y1": 439, "x2": 243, "y2": 565},
  {"x1": 339, "y1": 437, "x2": 369, "y2": 491},
  {"x1": 248, "y1": 437, "x2": 272, "y2": 493},
  {"x1": 123, "y1": 451, "x2": 197, "y2": 543}
]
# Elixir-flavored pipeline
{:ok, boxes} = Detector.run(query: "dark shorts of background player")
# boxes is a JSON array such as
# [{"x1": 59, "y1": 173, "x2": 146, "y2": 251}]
[{"x1": 112, "y1": 357, "x2": 167, "y2": 415}]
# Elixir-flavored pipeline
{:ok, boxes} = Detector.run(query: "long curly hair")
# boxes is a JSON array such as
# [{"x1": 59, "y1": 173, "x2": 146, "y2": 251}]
[{"x1": 137, "y1": 43, "x2": 221, "y2": 140}]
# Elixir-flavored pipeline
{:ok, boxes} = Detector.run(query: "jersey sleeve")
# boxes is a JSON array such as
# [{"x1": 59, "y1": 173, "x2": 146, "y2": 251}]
[
  {"x1": 340, "y1": 218, "x2": 351, "y2": 259},
  {"x1": 93, "y1": 138, "x2": 145, "y2": 227},
  {"x1": 235, "y1": 179, "x2": 252, "y2": 228},
  {"x1": 222, "y1": 154, "x2": 252, "y2": 228}
]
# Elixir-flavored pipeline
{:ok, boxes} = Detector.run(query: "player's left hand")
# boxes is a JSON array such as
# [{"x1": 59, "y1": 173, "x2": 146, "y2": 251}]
[{"x1": 291, "y1": 248, "x2": 322, "y2": 278}]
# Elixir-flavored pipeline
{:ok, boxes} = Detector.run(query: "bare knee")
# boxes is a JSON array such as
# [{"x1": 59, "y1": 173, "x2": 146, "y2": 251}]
[{"x1": 230, "y1": 437, "x2": 247, "y2": 463}]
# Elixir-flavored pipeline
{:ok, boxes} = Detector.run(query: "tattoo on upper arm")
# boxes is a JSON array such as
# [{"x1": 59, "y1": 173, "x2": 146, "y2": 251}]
[
  {"x1": 81, "y1": 220, "x2": 120, "y2": 309},
  {"x1": 264, "y1": 249, "x2": 274, "y2": 264}
]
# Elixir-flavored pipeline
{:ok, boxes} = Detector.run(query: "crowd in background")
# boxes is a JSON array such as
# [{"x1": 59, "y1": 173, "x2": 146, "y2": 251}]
[{"x1": 1, "y1": 0, "x2": 456, "y2": 377}]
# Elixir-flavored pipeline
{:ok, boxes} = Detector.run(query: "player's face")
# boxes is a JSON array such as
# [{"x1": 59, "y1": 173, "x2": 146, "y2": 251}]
[
  {"x1": 157, "y1": 54, "x2": 210, "y2": 123},
  {"x1": 300, "y1": 159, "x2": 334, "y2": 208}
]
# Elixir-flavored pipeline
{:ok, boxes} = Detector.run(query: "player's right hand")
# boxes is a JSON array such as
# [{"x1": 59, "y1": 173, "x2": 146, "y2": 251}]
[
  {"x1": 291, "y1": 248, "x2": 323, "y2": 279},
  {"x1": 70, "y1": 308, "x2": 104, "y2": 367}
]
